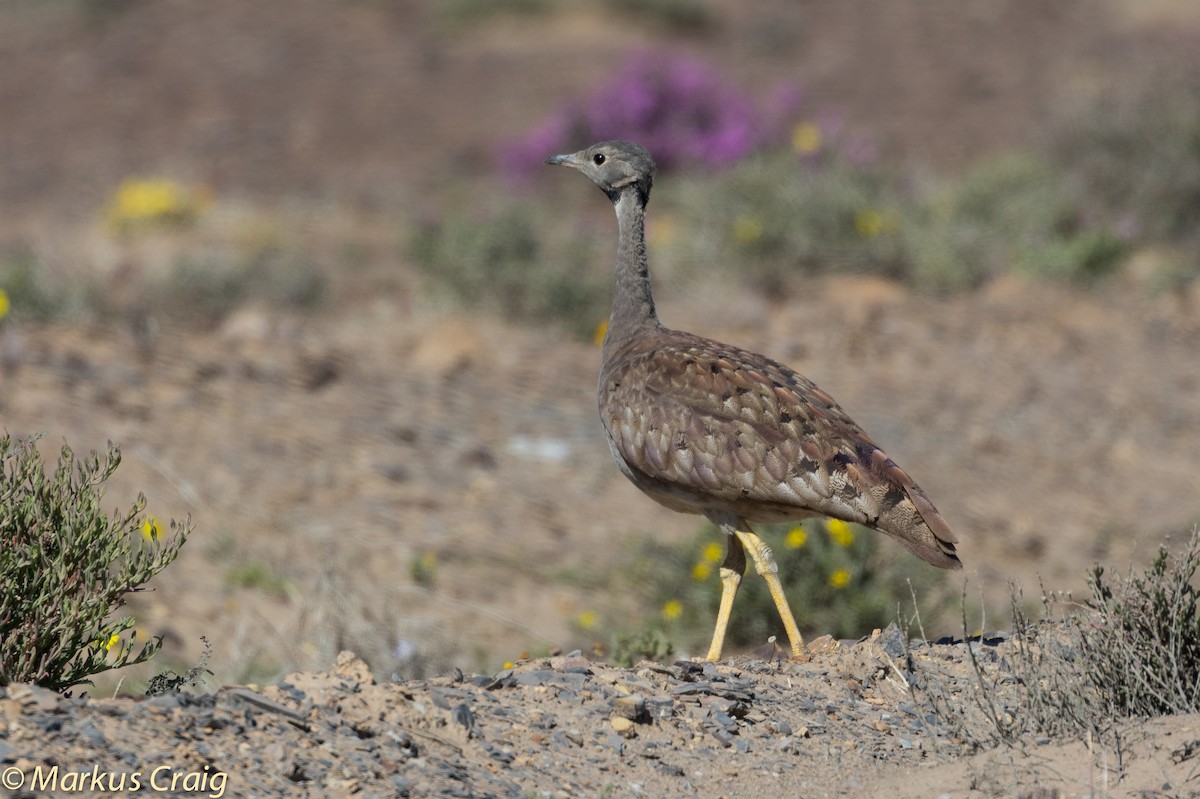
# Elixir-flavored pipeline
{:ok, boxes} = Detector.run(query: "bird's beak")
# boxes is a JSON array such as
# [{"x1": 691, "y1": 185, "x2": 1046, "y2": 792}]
[{"x1": 545, "y1": 152, "x2": 581, "y2": 168}]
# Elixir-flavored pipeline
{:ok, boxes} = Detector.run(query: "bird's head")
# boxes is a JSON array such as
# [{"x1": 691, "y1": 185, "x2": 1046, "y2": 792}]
[{"x1": 545, "y1": 140, "x2": 655, "y2": 205}]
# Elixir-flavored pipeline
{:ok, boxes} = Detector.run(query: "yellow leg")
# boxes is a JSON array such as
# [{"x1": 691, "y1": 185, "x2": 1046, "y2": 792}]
[
  {"x1": 735, "y1": 529, "x2": 806, "y2": 659},
  {"x1": 704, "y1": 532, "x2": 745, "y2": 662}
]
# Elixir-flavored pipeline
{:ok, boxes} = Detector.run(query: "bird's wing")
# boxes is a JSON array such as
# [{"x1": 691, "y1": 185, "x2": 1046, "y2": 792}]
[{"x1": 601, "y1": 334, "x2": 960, "y2": 569}]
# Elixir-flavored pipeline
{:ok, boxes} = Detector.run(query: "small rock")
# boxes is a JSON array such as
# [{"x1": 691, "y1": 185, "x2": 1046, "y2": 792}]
[
  {"x1": 481, "y1": 742, "x2": 514, "y2": 764},
  {"x1": 647, "y1": 695, "x2": 674, "y2": 720},
  {"x1": 549, "y1": 654, "x2": 591, "y2": 674},
  {"x1": 806, "y1": 635, "x2": 839, "y2": 655},
  {"x1": 76, "y1": 718, "x2": 107, "y2": 748},
  {"x1": 612, "y1": 694, "x2": 647, "y2": 723},
  {"x1": 710, "y1": 727, "x2": 734, "y2": 748},
  {"x1": 610, "y1": 716, "x2": 636, "y2": 738},
  {"x1": 451, "y1": 703, "x2": 475, "y2": 733},
  {"x1": 332, "y1": 651, "x2": 373, "y2": 687},
  {"x1": 875, "y1": 623, "x2": 907, "y2": 659}
]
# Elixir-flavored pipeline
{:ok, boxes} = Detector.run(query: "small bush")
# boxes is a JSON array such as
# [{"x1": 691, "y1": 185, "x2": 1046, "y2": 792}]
[
  {"x1": 669, "y1": 149, "x2": 907, "y2": 294},
  {"x1": 906, "y1": 155, "x2": 1128, "y2": 290},
  {"x1": 410, "y1": 207, "x2": 610, "y2": 338},
  {"x1": 1077, "y1": 531, "x2": 1200, "y2": 717},
  {"x1": 1050, "y1": 78, "x2": 1200, "y2": 280},
  {"x1": 149, "y1": 246, "x2": 325, "y2": 328},
  {"x1": 919, "y1": 527, "x2": 1200, "y2": 755},
  {"x1": 0, "y1": 434, "x2": 191, "y2": 692},
  {"x1": 0, "y1": 252, "x2": 74, "y2": 321},
  {"x1": 430, "y1": 0, "x2": 549, "y2": 32},
  {"x1": 602, "y1": 0, "x2": 715, "y2": 32},
  {"x1": 614, "y1": 519, "x2": 952, "y2": 658}
]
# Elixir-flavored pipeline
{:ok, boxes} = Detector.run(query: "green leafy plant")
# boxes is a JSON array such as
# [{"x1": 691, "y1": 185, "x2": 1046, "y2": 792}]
[
  {"x1": 905, "y1": 155, "x2": 1127, "y2": 290},
  {"x1": 0, "y1": 252, "x2": 72, "y2": 321},
  {"x1": 410, "y1": 207, "x2": 610, "y2": 338},
  {"x1": 0, "y1": 434, "x2": 191, "y2": 692},
  {"x1": 615, "y1": 518, "x2": 952, "y2": 659},
  {"x1": 668, "y1": 151, "x2": 909, "y2": 295}
]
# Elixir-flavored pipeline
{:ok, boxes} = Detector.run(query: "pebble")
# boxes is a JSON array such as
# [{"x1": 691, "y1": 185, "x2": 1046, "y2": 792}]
[
  {"x1": 610, "y1": 716, "x2": 636, "y2": 737},
  {"x1": 647, "y1": 695, "x2": 674, "y2": 720},
  {"x1": 612, "y1": 694, "x2": 647, "y2": 722}
]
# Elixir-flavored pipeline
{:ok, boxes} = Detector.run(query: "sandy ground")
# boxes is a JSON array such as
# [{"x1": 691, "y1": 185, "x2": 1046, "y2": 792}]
[{"x1": 3, "y1": 1, "x2": 1200, "y2": 796}]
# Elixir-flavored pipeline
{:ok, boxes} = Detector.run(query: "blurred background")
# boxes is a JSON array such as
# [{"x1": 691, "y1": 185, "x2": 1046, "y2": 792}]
[{"x1": 2, "y1": 0, "x2": 1200, "y2": 689}]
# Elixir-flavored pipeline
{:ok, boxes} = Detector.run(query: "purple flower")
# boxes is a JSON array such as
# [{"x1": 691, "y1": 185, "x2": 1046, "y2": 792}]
[{"x1": 505, "y1": 53, "x2": 800, "y2": 180}]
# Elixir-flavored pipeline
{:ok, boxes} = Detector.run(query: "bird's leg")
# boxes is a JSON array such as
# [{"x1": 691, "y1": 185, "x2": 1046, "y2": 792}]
[
  {"x1": 704, "y1": 531, "x2": 746, "y2": 663},
  {"x1": 734, "y1": 529, "x2": 806, "y2": 659}
]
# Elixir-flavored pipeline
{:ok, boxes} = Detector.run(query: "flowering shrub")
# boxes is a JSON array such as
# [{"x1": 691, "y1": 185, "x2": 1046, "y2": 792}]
[
  {"x1": 610, "y1": 518, "x2": 951, "y2": 659},
  {"x1": 105, "y1": 178, "x2": 211, "y2": 233},
  {"x1": 508, "y1": 53, "x2": 800, "y2": 179},
  {"x1": 0, "y1": 434, "x2": 191, "y2": 691}
]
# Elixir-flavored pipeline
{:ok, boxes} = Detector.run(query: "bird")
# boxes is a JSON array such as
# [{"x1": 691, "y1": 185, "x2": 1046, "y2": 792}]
[{"x1": 545, "y1": 140, "x2": 961, "y2": 662}]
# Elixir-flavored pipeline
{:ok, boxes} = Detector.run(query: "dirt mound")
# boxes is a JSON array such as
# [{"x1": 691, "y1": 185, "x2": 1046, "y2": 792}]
[{"x1": 6, "y1": 633, "x2": 1198, "y2": 797}]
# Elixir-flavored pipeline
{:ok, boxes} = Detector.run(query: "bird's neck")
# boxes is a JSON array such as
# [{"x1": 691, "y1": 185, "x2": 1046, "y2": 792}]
[{"x1": 605, "y1": 189, "x2": 660, "y2": 352}]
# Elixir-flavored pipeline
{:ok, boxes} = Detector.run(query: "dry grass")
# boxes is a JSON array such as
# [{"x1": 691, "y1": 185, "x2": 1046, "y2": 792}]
[{"x1": 912, "y1": 527, "x2": 1200, "y2": 774}]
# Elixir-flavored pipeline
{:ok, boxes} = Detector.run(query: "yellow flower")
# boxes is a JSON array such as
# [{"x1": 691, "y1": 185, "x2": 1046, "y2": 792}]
[
  {"x1": 855, "y1": 209, "x2": 884, "y2": 238},
  {"x1": 661, "y1": 599, "x2": 684, "y2": 621},
  {"x1": 828, "y1": 569, "x2": 851, "y2": 589},
  {"x1": 0, "y1": 288, "x2": 9, "y2": 320},
  {"x1": 502, "y1": 661, "x2": 515, "y2": 670},
  {"x1": 691, "y1": 561, "x2": 712, "y2": 582},
  {"x1": 702, "y1": 542, "x2": 724, "y2": 563},
  {"x1": 826, "y1": 519, "x2": 855, "y2": 547},
  {"x1": 112, "y1": 179, "x2": 183, "y2": 221},
  {"x1": 732, "y1": 215, "x2": 763, "y2": 245},
  {"x1": 141, "y1": 516, "x2": 162, "y2": 542},
  {"x1": 785, "y1": 526, "x2": 807, "y2": 549},
  {"x1": 102, "y1": 633, "x2": 120, "y2": 652},
  {"x1": 593, "y1": 319, "x2": 608, "y2": 347},
  {"x1": 792, "y1": 122, "x2": 822, "y2": 155},
  {"x1": 647, "y1": 215, "x2": 678, "y2": 248},
  {"x1": 105, "y1": 177, "x2": 211, "y2": 231},
  {"x1": 854, "y1": 209, "x2": 898, "y2": 239},
  {"x1": 575, "y1": 610, "x2": 598, "y2": 631}
]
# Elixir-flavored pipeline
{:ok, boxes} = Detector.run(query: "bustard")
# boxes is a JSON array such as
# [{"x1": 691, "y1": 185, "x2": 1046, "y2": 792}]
[{"x1": 546, "y1": 140, "x2": 961, "y2": 662}]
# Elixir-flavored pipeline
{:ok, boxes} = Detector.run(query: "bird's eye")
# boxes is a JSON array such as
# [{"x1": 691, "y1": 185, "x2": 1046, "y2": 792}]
[{"x1": 592, "y1": 153, "x2": 606, "y2": 165}]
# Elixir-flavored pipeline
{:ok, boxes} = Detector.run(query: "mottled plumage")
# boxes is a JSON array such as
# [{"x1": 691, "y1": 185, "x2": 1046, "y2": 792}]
[{"x1": 547, "y1": 140, "x2": 961, "y2": 661}]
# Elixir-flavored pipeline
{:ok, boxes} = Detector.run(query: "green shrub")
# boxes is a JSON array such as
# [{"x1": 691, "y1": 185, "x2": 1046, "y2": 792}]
[
  {"x1": 150, "y1": 246, "x2": 325, "y2": 328},
  {"x1": 0, "y1": 252, "x2": 71, "y2": 321},
  {"x1": 905, "y1": 155, "x2": 1127, "y2": 290},
  {"x1": 0, "y1": 434, "x2": 191, "y2": 692},
  {"x1": 614, "y1": 518, "x2": 952, "y2": 659},
  {"x1": 410, "y1": 207, "x2": 610, "y2": 338},
  {"x1": 668, "y1": 152, "x2": 909, "y2": 294},
  {"x1": 602, "y1": 0, "x2": 715, "y2": 32}
]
